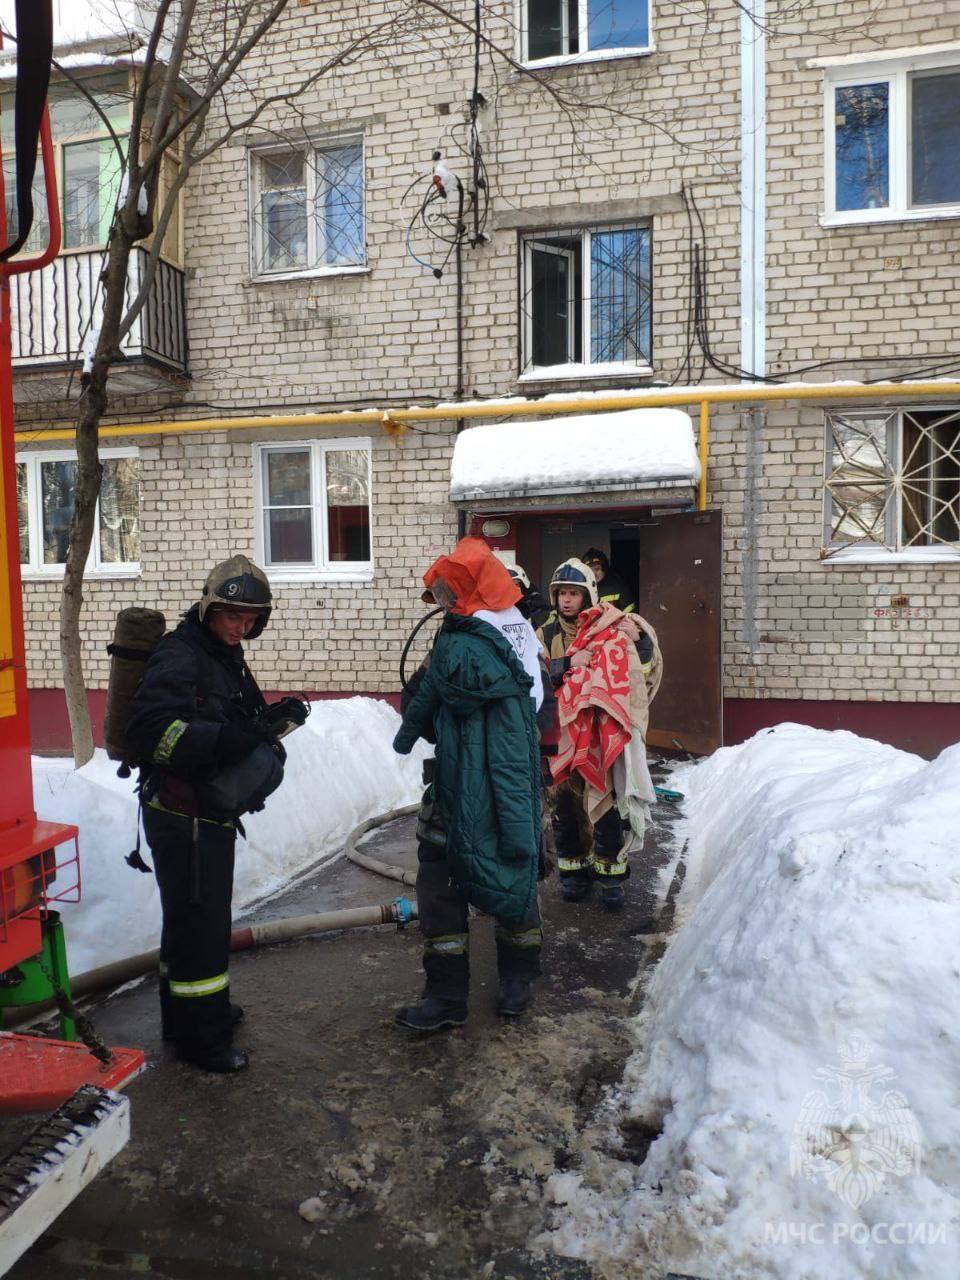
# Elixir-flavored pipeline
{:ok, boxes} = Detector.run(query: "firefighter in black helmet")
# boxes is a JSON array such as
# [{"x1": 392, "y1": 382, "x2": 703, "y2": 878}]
[
  {"x1": 581, "y1": 547, "x2": 636, "y2": 615},
  {"x1": 127, "y1": 555, "x2": 303, "y2": 1074}
]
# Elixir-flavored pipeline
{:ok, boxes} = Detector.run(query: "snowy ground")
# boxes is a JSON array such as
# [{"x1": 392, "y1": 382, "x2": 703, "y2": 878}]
[
  {"x1": 33, "y1": 697, "x2": 426, "y2": 975},
  {"x1": 545, "y1": 723, "x2": 960, "y2": 1279}
]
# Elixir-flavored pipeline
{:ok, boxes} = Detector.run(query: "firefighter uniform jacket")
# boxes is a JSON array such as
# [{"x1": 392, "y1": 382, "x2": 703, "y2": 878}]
[
  {"x1": 127, "y1": 606, "x2": 268, "y2": 1056},
  {"x1": 127, "y1": 605, "x2": 266, "y2": 819},
  {"x1": 538, "y1": 611, "x2": 654, "y2": 683},
  {"x1": 596, "y1": 569, "x2": 636, "y2": 614}
]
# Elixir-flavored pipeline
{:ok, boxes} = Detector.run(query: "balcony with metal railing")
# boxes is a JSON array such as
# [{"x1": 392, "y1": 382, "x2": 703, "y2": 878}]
[{"x1": 9, "y1": 246, "x2": 188, "y2": 400}]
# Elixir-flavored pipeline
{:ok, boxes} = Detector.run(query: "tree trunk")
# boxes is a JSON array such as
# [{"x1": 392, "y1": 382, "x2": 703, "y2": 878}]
[{"x1": 59, "y1": 234, "x2": 133, "y2": 765}]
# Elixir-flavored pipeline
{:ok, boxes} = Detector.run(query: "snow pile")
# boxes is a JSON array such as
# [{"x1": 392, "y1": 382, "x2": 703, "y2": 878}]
[
  {"x1": 546, "y1": 724, "x2": 960, "y2": 1279},
  {"x1": 449, "y1": 409, "x2": 700, "y2": 501},
  {"x1": 33, "y1": 697, "x2": 426, "y2": 975}
]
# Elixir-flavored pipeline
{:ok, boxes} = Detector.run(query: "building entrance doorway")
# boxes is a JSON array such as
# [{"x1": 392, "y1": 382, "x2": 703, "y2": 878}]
[{"x1": 481, "y1": 506, "x2": 723, "y2": 755}]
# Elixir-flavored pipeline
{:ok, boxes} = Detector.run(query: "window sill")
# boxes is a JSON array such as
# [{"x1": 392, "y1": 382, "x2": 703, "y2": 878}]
[
  {"x1": 266, "y1": 568, "x2": 375, "y2": 585},
  {"x1": 21, "y1": 568, "x2": 142, "y2": 582},
  {"x1": 249, "y1": 265, "x2": 370, "y2": 285},
  {"x1": 518, "y1": 361, "x2": 654, "y2": 384},
  {"x1": 821, "y1": 206, "x2": 960, "y2": 229},
  {"x1": 519, "y1": 46, "x2": 655, "y2": 72},
  {"x1": 822, "y1": 548, "x2": 960, "y2": 565}
]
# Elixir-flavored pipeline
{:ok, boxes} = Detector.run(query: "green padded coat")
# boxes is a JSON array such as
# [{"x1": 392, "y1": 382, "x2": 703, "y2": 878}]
[{"x1": 393, "y1": 613, "x2": 541, "y2": 922}]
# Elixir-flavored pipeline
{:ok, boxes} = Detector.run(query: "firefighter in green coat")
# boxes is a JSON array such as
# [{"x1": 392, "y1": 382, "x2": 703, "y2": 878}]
[{"x1": 393, "y1": 539, "x2": 544, "y2": 1032}]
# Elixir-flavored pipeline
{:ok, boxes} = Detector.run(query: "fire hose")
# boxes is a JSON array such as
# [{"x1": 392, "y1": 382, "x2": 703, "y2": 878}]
[{"x1": 5, "y1": 804, "x2": 421, "y2": 1030}]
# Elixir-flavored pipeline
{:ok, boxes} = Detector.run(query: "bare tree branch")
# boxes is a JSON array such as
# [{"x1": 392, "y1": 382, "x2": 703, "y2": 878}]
[
  {"x1": 140, "y1": 0, "x2": 291, "y2": 171},
  {"x1": 128, "y1": 0, "x2": 175, "y2": 175}
]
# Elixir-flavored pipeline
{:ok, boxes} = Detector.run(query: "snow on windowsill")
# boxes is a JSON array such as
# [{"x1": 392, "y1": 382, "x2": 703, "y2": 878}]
[
  {"x1": 808, "y1": 40, "x2": 960, "y2": 69},
  {"x1": 0, "y1": 50, "x2": 150, "y2": 80},
  {"x1": 518, "y1": 362, "x2": 655, "y2": 384},
  {"x1": 249, "y1": 265, "x2": 370, "y2": 285},
  {"x1": 823, "y1": 545, "x2": 960, "y2": 565},
  {"x1": 519, "y1": 45, "x2": 655, "y2": 72}
]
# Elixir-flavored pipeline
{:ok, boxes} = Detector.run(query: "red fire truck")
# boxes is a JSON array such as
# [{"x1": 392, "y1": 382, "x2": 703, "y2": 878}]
[{"x1": 0, "y1": 6, "x2": 143, "y2": 1272}]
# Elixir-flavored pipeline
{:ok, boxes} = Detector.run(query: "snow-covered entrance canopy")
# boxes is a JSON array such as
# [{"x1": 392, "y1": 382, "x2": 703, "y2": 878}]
[{"x1": 449, "y1": 409, "x2": 701, "y2": 503}]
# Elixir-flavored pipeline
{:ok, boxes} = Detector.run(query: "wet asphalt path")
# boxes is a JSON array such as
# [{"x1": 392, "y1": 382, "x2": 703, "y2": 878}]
[{"x1": 7, "y1": 785, "x2": 687, "y2": 1280}]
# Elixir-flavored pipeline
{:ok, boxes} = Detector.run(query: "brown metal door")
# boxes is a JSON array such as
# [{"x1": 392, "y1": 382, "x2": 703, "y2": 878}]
[{"x1": 635, "y1": 509, "x2": 722, "y2": 756}]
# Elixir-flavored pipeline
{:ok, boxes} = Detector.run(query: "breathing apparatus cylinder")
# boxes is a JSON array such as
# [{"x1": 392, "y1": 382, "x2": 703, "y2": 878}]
[{"x1": 104, "y1": 607, "x2": 167, "y2": 764}]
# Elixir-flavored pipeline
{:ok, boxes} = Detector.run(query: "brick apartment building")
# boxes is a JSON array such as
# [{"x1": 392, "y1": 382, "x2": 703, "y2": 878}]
[{"x1": 7, "y1": 0, "x2": 960, "y2": 757}]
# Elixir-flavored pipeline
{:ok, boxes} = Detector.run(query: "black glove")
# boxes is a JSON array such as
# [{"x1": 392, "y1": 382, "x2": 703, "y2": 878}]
[
  {"x1": 548, "y1": 656, "x2": 570, "y2": 688},
  {"x1": 263, "y1": 696, "x2": 310, "y2": 737},
  {"x1": 217, "y1": 720, "x2": 270, "y2": 766}
]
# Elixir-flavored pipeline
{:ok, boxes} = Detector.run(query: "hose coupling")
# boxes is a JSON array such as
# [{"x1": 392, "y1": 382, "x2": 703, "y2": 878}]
[{"x1": 391, "y1": 896, "x2": 417, "y2": 929}]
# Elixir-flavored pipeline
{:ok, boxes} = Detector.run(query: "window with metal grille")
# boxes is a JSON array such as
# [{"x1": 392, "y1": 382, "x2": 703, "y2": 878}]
[
  {"x1": 823, "y1": 409, "x2": 960, "y2": 557},
  {"x1": 249, "y1": 139, "x2": 365, "y2": 278},
  {"x1": 521, "y1": 224, "x2": 652, "y2": 375}
]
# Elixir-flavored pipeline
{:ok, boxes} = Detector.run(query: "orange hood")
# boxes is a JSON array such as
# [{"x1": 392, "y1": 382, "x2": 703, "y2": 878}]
[{"x1": 424, "y1": 538, "x2": 521, "y2": 616}]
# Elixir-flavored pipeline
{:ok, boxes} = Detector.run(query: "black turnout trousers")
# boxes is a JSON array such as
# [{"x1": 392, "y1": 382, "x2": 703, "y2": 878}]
[
  {"x1": 145, "y1": 805, "x2": 236, "y2": 1054},
  {"x1": 416, "y1": 841, "x2": 543, "y2": 1001}
]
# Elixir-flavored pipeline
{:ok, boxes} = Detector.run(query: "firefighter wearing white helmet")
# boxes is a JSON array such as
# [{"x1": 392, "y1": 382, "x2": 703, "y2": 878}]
[
  {"x1": 536, "y1": 558, "x2": 599, "y2": 665},
  {"x1": 507, "y1": 563, "x2": 551, "y2": 629},
  {"x1": 127, "y1": 555, "x2": 306, "y2": 1074},
  {"x1": 536, "y1": 557, "x2": 659, "y2": 910}
]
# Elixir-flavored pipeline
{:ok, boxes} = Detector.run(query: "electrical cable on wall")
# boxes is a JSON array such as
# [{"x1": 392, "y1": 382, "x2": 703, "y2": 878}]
[
  {"x1": 403, "y1": 0, "x2": 488, "y2": 280},
  {"x1": 679, "y1": 183, "x2": 960, "y2": 386}
]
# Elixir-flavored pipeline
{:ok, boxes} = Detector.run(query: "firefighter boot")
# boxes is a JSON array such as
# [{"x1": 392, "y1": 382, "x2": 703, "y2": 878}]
[
  {"x1": 593, "y1": 808, "x2": 628, "y2": 910},
  {"x1": 600, "y1": 883, "x2": 626, "y2": 910},
  {"x1": 177, "y1": 1043, "x2": 249, "y2": 1074},
  {"x1": 395, "y1": 995, "x2": 468, "y2": 1032},
  {"x1": 559, "y1": 869, "x2": 592, "y2": 903},
  {"x1": 163, "y1": 1002, "x2": 244, "y2": 1042},
  {"x1": 496, "y1": 979, "x2": 532, "y2": 1017},
  {"x1": 396, "y1": 941, "x2": 468, "y2": 1033},
  {"x1": 495, "y1": 920, "x2": 542, "y2": 1017}
]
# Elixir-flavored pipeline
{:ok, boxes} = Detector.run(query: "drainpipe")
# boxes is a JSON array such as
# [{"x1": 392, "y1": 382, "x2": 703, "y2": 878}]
[
  {"x1": 740, "y1": 0, "x2": 766, "y2": 379},
  {"x1": 740, "y1": 1, "x2": 766, "y2": 678},
  {"x1": 455, "y1": 180, "x2": 468, "y2": 539}
]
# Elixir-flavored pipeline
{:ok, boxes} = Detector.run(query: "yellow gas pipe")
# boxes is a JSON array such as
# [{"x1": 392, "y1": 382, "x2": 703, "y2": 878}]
[{"x1": 16, "y1": 380, "x2": 960, "y2": 513}]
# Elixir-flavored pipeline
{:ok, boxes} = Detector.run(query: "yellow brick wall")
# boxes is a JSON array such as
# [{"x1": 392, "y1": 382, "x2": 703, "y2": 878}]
[{"x1": 15, "y1": 2, "x2": 960, "y2": 705}]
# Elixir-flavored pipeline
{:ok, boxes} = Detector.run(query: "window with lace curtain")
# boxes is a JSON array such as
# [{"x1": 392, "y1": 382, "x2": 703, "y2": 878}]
[{"x1": 16, "y1": 448, "x2": 140, "y2": 576}]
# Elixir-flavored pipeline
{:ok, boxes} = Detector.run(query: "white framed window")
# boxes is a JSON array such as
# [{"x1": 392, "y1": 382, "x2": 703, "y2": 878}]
[
  {"x1": 2, "y1": 72, "x2": 130, "y2": 256},
  {"x1": 1, "y1": 72, "x2": 184, "y2": 265},
  {"x1": 520, "y1": 0, "x2": 651, "y2": 65},
  {"x1": 823, "y1": 49, "x2": 960, "y2": 224},
  {"x1": 248, "y1": 136, "x2": 365, "y2": 279},
  {"x1": 254, "y1": 439, "x2": 373, "y2": 580},
  {"x1": 822, "y1": 408, "x2": 960, "y2": 562},
  {"x1": 520, "y1": 223, "x2": 652, "y2": 379},
  {"x1": 16, "y1": 447, "x2": 141, "y2": 577}
]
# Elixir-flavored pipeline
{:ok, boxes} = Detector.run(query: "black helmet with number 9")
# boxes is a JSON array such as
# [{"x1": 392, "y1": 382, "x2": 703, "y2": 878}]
[{"x1": 199, "y1": 554, "x2": 272, "y2": 638}]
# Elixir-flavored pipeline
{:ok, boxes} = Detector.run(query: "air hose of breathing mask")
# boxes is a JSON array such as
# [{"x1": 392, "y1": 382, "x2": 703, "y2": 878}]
[{"x1": 399, "y1": 606, "x2": 443, "y2": 691}]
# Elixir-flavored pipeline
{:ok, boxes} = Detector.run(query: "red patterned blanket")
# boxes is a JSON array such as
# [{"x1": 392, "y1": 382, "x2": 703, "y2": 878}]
[{"x1": 550, "y1": 603, "x2": 632, "y2": 793}]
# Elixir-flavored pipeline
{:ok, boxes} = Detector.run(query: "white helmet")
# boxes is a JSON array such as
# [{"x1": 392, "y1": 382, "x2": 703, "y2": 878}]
[
  {"x1": 507, "y1": 564, "x2": 531, "y2": 592},
  {"x1": 548, "y1": 558, "x2": 598, "y2": 609}
]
